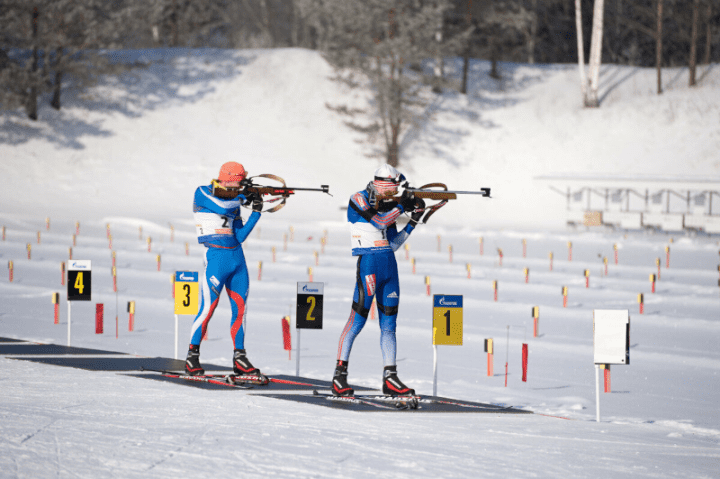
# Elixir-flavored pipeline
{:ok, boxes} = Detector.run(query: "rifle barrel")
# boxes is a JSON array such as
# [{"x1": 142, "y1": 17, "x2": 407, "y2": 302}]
[{"x1": 408, "y1": 187, "x2": 491, "y2": 197}]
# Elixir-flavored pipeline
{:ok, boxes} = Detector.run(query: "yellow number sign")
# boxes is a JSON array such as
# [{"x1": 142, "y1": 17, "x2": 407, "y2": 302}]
[
  {"x1": 174, "y1": 271, "x2": 199, "y2": 315},
  {"x1": 432, "y1": 295, "x2": 463, "y2": 345}
]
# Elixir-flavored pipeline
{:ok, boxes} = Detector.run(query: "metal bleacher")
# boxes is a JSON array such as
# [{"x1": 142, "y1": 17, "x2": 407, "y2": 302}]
[{"x1": 535, "y1": 175, "x2": 720, "y2": 234}]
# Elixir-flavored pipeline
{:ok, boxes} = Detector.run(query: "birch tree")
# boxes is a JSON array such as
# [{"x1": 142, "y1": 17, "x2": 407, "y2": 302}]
[{"x1": 575, "y1": 0, "x2": 605, "y2": 107}]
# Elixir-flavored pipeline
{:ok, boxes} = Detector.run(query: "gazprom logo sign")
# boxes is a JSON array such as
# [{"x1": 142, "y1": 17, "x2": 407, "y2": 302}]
[
  {"x1": 68, "y1": 260, "x2": 91, "y2": 271},
  {"x1": 434, "y1": 295, "x2": 463, "y2": 308},
  {"x1": 175, "y1": 271, "x2": 199, "y2": 282},
  {"x1": 297, "y1": 282, "x2": 324, "y2": 294}
]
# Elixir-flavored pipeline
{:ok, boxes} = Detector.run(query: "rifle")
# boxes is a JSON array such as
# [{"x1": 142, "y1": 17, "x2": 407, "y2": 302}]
[
  {"x1": 396, "y1": 182, "x2": 492, "y2": 223},
  {"x1": 239, "y1": 174, "x2": 331, "y2": 213}
]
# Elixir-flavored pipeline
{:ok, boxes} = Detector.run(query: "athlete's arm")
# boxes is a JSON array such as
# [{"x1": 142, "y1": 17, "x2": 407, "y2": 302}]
[{"x1": 350, "y1": 193, "x2": 404, "y2": 229}]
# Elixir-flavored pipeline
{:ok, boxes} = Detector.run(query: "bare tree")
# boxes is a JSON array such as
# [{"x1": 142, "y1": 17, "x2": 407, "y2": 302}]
[
  {"x1": 585, "y1": 0, "x2": 605, "y2": 107},
  {"x1": 689, "y1": 0, "x2": 700, "y2": 86},
  {"x1": 575, "y1": 0, "x2": 588, "y2": 102},
  {"x1": 656, "y1": 0, "x2": 663, "y2": 94},
  {"x1": 322, "y1": 0, "x2": 455, "y2": 167}
]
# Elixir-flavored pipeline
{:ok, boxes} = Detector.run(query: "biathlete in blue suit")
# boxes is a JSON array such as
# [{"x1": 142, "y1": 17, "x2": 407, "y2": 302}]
[
  {"x1": 185, "y1": 162, "x2": 267, "y2": 382},
  {"x1": 332, "y1": 164, "x2": 425, "y2": 397}
]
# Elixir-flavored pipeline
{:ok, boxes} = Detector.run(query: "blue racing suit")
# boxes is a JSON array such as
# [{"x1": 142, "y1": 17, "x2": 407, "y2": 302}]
[
  {"x1": 336, "y1": 189, "x2": 415, "y2": 366},
  {"x1": 189, "y1": 184, "x2": 260, "y2": 349}
]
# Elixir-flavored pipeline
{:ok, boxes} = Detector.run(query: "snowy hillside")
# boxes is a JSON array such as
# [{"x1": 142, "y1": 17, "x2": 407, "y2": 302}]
[
  {"x1": 1, "y1": 49, "x2": 719, "y2": 478},
  {"x1": 1, "y1": 48, "x2": 719, "y2": 229}
]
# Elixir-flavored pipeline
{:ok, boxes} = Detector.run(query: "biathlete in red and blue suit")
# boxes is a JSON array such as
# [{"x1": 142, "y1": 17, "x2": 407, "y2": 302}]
[
  {"x1": 332, "y1": 164, "x2": 425, "y2": 397},
  {"x1": 185, "y1": 162, "x2": 267, "y2": 382}
]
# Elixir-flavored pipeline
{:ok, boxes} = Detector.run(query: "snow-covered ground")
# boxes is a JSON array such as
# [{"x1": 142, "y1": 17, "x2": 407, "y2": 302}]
[{"x1": 1, "y1": 49, "x2": 719, "y2": 477}]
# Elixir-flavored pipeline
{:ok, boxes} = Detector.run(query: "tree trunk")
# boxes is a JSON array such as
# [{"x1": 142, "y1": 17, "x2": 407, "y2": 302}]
[
  {"x1": 27, "y1": 6, "x2": 39, "y2": 121},
  {"x1": 656, "y1": 0, "x2": 663, "y2": 95},
  {"x1": 704, "y1": 3, "x2": 712, "y2": 65},
  {"x1": 489, "y1": 35, "x2": 500, "y2": 79},
  {"x1": 461, "y1": 43, "x2": 470, "y2": 94},
  {"x1": 586, "y1": 0, "x2": 605, "y2": 107},
  {"x1": 433, "y1": 28, "x2": 444, "y2": 94},
  {"x1": 528, "y1": 0, "x2": 538, "y2": 64},
  {"x1": 388, "y1": 124, "x2": 400, "y2": 167},
  {"x1": 50, "y1": 48, "x2": 63, "y2": 110},
  {"x1": 171, "y1": 0, "x2": 179, "y2": 47},
  {"x1": 575, "y1": 0, "x2": 588, "y2": 101},
  {"x1": 689, "y1": 0, "x2": 699, "y2": 86}
]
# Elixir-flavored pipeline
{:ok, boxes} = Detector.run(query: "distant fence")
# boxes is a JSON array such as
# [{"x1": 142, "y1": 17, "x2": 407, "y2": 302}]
[{"x1": 535, "y1": 176, "x2": 720, "y2": 234}]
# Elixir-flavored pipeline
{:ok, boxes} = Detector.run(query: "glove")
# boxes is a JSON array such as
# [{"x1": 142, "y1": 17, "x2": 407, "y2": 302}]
[
  {"x1": 399, "y1": 189, "x2": 415, "y2": 212},
  {"x1": 409, "y1": 198, "x2": 425, "y2": 226},
  {"x1": 252, "y1": 196, "x2": 263, "y2": 212},
  {"x1": 246, "y1": 192, "x2": 263, "y2": 212}
]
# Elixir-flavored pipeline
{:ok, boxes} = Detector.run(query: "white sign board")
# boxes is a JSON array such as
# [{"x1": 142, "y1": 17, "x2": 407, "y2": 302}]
[{"x1": 593, "y1": 309, "x2": 630, "y2": 365}]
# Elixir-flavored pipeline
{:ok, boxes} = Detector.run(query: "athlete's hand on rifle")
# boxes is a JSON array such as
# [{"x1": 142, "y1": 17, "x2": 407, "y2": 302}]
[
  {"x1": 399, "y1": 189, "x2": 416, "y2": 212},
  {"x1": 244, "y1": 192, "x2": 263, "y2": 212},
  {"x1": 409, "y1": 198, "x2": 425, "y2": 227}
]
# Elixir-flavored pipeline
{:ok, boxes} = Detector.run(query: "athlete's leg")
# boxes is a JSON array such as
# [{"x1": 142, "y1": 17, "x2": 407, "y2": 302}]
[
  {"x1": 226, "y1": 249, "x2": 250, "y2": 349},
  {"x1": 189, "y1": 248, "x2": 229, "y2": 346},
  {"x1": 376, "y1": 255, "x2": 400, "y2": 367},
  {"x1": 336, "y1": 256, "x2": 376, "y2": 362}
]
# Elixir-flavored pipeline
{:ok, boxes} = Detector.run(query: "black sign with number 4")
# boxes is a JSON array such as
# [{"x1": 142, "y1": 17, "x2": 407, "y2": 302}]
[{"x1": 67, "y1": 260, "x2": 92, "y2": 301}]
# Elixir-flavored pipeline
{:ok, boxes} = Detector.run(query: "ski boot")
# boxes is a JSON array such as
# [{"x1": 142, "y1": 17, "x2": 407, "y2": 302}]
[
  {"x1": 382, "y1": 365, "x2": 415, "y2": 396},
  {"x1": 233, "y1": 349, "x2": 269, "y2": 385},
  {"x1": 185, "y1": 344, "x2": 204, "y2": 376},
  {"x1": 332, "y1": 360, "x2": 354, "y2": 397}
]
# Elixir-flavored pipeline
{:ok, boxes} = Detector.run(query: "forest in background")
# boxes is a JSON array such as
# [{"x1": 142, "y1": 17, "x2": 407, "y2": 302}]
[{"x1": 1, "y1": 1, "x2": 717, "y2": 163}]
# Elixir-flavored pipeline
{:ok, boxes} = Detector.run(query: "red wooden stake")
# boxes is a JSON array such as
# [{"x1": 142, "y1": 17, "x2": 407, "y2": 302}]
[
  {"x1": 96, "y1": 304, "x2": 104, "y2": 334},
  {"x1": 52, "y1": 292, "x2": 59, "y2": 324},
  {"x1": 614, "y1": 243, "x2": 619, "y2": 264},
  {"x1": 425, "y1": 276, "x2": 431, "y2": 296},
  {"x1": 568, "y1": 241, "x2": 572, "y2": 261},
  {"x1": 549, "y1": 252, "x2": 553, "y2": 271},
  {"x1": 479, "y1": 236, "x2": 484, "y2": 255},
  {"x1": 281, "y1": 316, "x2": 291, "y2": 360},
  {"x1": 8, "y1": 260, "x2": 13, "y2": 282},
  {"x1": 665, "y1": 246, "x2": 670, "y2": 268},
  {"x1": 638, "y1": 293, "x2": 644, "y2": 314},
  {"x1": 258, "y1": 261, "x2": 263, "y2": 281},
  {"x1": 521, "y1": 343, "x2": 528, "y2": 382},
  {"x1": 487, "y1": 353, "x2": 493, "y2": 376},
  {"x1": 532, "y1": 306, "x2": 539, "y2": 338},
  {"x1": 128, "y1": 301, "x2": 136, "y2": 332},
  {"x1": 603, "y1": 365, "x2": 611, "y2": 393}
]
